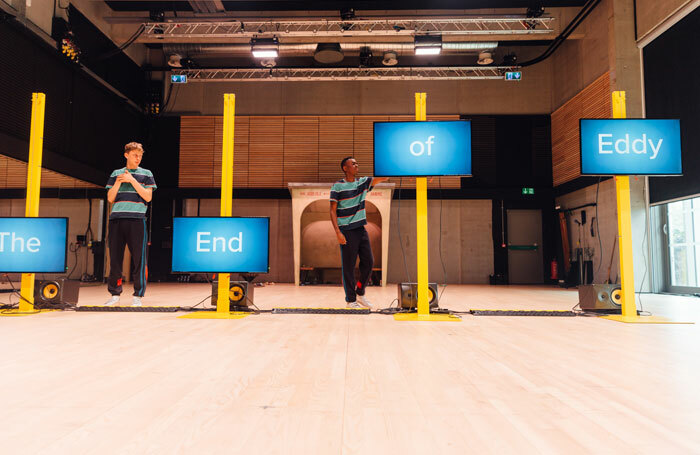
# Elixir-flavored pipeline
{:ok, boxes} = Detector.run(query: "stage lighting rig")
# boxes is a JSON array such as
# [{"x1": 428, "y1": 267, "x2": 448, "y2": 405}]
[
  {"x1": 524, "y1": 6, "x2": 545, "y2": 29},
  {"x1": 502, "y1": 52, "x2": 517, "y2": 66},
  {"x1": 60, "y1": 31, "x2": 80, "y2": 63},
  {"x1": 359, "y1": 46, "x2": 373, "y2": 67}
]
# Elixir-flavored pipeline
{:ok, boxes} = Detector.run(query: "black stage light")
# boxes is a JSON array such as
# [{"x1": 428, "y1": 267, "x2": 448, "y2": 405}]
[
  {"x1": 502, "y1": 53, "x2": 518, "y2": 66},
  {"x1": 359, "y1": 46, "x2": 373, "y2": 67}
]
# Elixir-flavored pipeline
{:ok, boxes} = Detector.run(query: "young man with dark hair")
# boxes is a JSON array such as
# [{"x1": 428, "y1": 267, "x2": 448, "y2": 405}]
[
  {"x1": 330, "y1": 157, "x2": 388, "y2": 308},
  {"x1": 104, "y1": 142, "x2": 157, "y2": 307}
]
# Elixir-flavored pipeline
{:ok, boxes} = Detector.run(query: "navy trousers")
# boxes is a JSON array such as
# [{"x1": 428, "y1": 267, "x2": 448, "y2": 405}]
[
  {"x1": 108, "y1": 218, "x2": 148, "y2": 297},
  {"x1": 340, "y1": 227, "x2": 374, "y2": 302}
]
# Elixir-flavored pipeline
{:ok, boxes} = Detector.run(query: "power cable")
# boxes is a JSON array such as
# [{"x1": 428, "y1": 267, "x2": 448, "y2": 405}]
[{"x1": 520, "y1": 0, "x2": 602, "y2": 67}]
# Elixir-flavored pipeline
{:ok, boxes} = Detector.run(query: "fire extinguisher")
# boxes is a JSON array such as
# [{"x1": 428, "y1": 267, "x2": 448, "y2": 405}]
[{"x1": 550, "y1": 259, "x2": 558, "y2": 280}]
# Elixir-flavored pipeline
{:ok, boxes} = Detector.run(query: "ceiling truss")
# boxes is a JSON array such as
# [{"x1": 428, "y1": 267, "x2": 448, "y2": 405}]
[
  {"x1": 140, "y1": 17, "x2": 554, "y2": 42},
  {"x1": 172, "y1": 66, "x2": 520, "y2": 81}
]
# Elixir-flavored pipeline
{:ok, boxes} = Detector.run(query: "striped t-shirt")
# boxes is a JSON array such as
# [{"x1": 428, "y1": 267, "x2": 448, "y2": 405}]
[
  {"x1": 106, "y1": 167, "x2": 157, "y2": 220},
  {"x1": 330, "y1": 177, "x2": 374, "y2": 231}
]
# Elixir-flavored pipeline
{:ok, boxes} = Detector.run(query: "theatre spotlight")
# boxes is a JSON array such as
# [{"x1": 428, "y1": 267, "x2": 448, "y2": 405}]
[
  {"x1": 359, "y1": 46, "x2": 373, "y2": 67},
  {"x1": 167, "y1": 53, "x2": 182, "y2": 67},
  {"x1": 502, "y1": 53, "x2": 518, "y2": 66},
  {"x1": 382, "y1": 51, "x2": 398, "y2": 66},
  {"x1": 414, "y1": 35, "x2": 442, "y2": 55},
  {"x1": 314, "y1": 42, "x2": 344, "y2": 63},
  {"x1": 477, "y1": 51, "x2": 493, "y2": 65},
  {"x1": 251, "y1": 37, "x2": 279, "y2": 58}
]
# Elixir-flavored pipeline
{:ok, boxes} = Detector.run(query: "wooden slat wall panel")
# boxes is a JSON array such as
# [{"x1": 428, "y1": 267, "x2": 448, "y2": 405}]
[
  {"x1": 212, "y1": 117, "x2": 251, "y2": 188},
  {"x1": 249, "y1": 116, "x2": 284, "y2": 188},
  {"x1": 0, "y1": 155, "x2": 98, "y2": 189},
  {"x1": 427, "y1": 115, "x2": 461, "y2": 189},
  {"x1": 233, "y1": 116, "x2": 250, "y2": 188},
  {"x1": 284, "y1": 116, "x2": 319, "y2": 183},
  {"x1": 319, "y1": 116, "x2": 354, "y2": 183},
  {"x1": 353, "y1": 116, "x2": 388, "y2": 179},
  {"x1": 179, "y1": 116, "x2": 215, "y2": 188},
  {"x1": 386, "y1": 116, "x2": 415, "y2": 189},
  {"x1": 179, "y1": 114, "x2": 464, "y2": 189},
  {"x1": 552, "y1": 72, "x2": 611, "y2": 186}
]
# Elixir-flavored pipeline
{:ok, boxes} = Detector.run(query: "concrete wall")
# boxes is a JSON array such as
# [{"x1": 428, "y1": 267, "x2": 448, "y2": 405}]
[
  {"x1": 168, "y1": 60, "x2": 553, "y2": 116},
  {"x1": 183, "y1": 198, "x2": 494, "y2": 284},
  {"x1": 0, "y1": 198, "x2": 104, "y2": 281},
  {"x1": 636, "y1": 0, "x2": 696, "y2": 41},
  {"x1": 555, "y1": 178, "x2": 650, "y2": 291},
  {"x1": 183, "y1": 198, "x2": 294, "y2": 283},
  {"x1": 550, "y1": 0, "x2": 612, "y2": 111},
  {"x1": 70, "y1": 0, "x2": 147, "y2": 65},
  {"x1": 388, "y1": 199, "x2": 493, "y2": 285}
]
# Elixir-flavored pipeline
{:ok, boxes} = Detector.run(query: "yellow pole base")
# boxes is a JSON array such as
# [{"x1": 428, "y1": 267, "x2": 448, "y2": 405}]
[
  {"x1": 394, "y1": 312, "x2": 461, "y2": 322},
  {"x1": 600, "y1": 314, "x2": 694, "y2": 324},
  {"x1": 178, "y1": 311, "x2": 251, "y2": 320},
  {"x1": 0, "y1": 309, "x2": 57, "y2": 317}
]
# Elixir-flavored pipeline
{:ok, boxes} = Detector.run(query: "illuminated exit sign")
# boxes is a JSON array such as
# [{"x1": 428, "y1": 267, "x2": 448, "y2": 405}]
[{"x1": 505, "y1": 71, "x2": 522, "y2": 81}]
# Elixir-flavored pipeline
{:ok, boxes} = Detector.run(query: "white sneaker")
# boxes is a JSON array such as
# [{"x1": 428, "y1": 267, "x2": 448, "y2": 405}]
[
  {"x1": 357, "y1": 295, "x2": 373, "y2": 309},
  {"x1": 346, "y1": 301, "x2": 362, "y2": 309},
  {"x1": 132, "y1": 296, "x2": 143, "y2": 307},
  {"x1": 104, "y1": 295, "x2": 120, "y2": 306}
]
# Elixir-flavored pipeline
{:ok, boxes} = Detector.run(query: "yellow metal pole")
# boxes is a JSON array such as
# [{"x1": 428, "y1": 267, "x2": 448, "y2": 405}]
[
  {"x1": 600, "y1": 93, "x2": 690, "y2": 324},
  {"x1": 395, "y1": 93, "x2": 459, "y2": 321},
  {"x1": 19, "y1": 93, "x2": 46, "y2": 312},
  {"x1": 217, "y1": 93, "x2": 235, "y2": 313},
  {"x1": 612, "y1": 91, "x2": 638, "y2": 318},
  {"x1": 415, "y1": 93, "x2": 430, "y2": 315}
]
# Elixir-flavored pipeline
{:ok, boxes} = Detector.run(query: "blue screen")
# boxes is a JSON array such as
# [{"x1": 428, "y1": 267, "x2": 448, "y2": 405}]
[
  {"x1": 0, "y1": 218, "x2": 67, "y2": 273},
  {"x1": 172, "y1": 217, "x2": 270, "y2": 273},
  {"x1": 580, "y1": 119, "x2": 682, "y2": 175},
  {"x1": 374, "y1": 121, "x2": 472, "y2": 177}
]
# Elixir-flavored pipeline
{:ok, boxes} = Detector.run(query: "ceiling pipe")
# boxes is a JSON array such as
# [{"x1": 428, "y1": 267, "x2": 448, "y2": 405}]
[{"x1": 163, "y1": 41, "x2": 497, "y2": 57}]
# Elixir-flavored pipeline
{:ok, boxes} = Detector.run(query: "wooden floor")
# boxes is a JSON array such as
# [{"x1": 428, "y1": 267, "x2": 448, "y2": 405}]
[{"x1": 1, "y1": 283, "x2": 699, "y2": 454}]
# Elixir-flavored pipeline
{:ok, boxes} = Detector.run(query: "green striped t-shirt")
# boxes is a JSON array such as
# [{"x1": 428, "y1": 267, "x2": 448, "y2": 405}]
[
  {"x1": 330, "y1": 177, "x2": 374, "y2": 231},
  {"x1": 106, "y1": 167, "x2": 157, "y2": 220}
]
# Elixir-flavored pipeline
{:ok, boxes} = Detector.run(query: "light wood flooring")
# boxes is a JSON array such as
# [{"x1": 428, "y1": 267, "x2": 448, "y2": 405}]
[{"x1": 1, "y1": 283, "x2": 699, "y2": 454}]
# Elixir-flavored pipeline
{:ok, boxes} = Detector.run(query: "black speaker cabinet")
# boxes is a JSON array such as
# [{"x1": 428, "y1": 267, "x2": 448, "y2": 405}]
[
  {"x1": 578, "y1": 283, "x2": 622, "y2": 313},
  {"x1": 398, "y1": 282, "x2": 439, "y2": 309},
  {"x1": 34, "y1": 279, "x2": 80, "y2": 308},
  {"x1": 211, "y1": 280, "x2": 254, "y2": 310}
]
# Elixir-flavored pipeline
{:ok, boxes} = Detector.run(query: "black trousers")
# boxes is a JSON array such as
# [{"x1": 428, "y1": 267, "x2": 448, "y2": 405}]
[
  {"x1": 340, "y1": 226, "x2": 374, "y2": 302},
  {"x1": 108, "y1": 218, "x2": 148, "y2": 297}
]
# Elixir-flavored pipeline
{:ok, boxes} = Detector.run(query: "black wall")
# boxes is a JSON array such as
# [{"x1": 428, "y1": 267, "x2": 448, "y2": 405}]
[
  {"x1": 0, "y1": 17, "x2": 144, "y2": 185},
  {"x1": 645, "y1": 7, "x2": 700, "y2": 204}
]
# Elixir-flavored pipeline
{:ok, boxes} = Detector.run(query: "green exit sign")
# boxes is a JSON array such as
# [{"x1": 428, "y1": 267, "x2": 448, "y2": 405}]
[{"x1": 522, "y1": 187, "x2": 535, "y2": 195}]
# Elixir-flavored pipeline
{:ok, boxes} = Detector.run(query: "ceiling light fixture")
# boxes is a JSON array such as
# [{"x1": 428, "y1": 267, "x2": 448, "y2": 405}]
[
  {"x1": 251, "y1": 37, "x2": 279, "y2": 58},
  {"x1": 414, "y1": 35, "x2": 442, "y2": 56},
  {"x1": 477, "y1": 51, "x2": 493, "y2": 65}
]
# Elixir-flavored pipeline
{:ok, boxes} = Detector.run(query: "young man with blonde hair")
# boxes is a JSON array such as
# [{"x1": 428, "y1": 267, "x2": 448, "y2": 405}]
[{"x1": 104, "y1": 142, "x2": 157, "y2": 307}]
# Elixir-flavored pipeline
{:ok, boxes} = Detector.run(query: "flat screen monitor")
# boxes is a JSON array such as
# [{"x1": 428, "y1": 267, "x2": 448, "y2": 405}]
[
  {"x1": 373, "y1": 120, "x2": 472, "y2": 177},
  {"x1": 172, "y1": 217, "x2": 270, "y2": 273},
  {"x1": 0, "y1": 217, "x2": 68, "y2": 273},
  {"x1": 579, "y1": 118, "x2": 682, "y2": 176}
]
